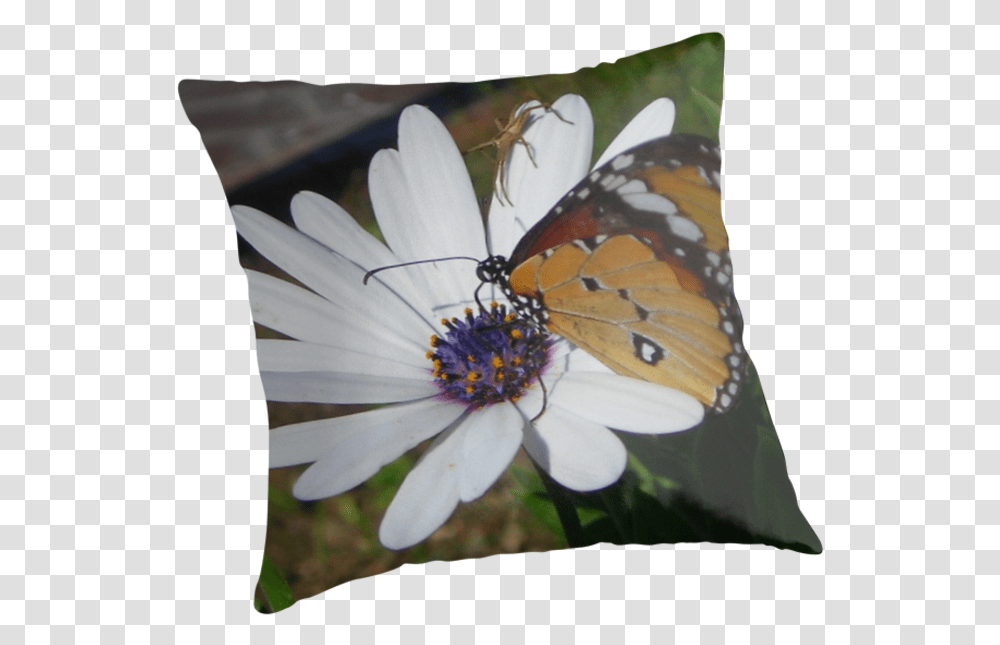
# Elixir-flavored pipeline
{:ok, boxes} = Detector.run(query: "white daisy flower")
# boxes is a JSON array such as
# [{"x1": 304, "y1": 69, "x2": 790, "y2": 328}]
[{"x1": 232, "y1": 94, "x2": 703, "y2": 551}]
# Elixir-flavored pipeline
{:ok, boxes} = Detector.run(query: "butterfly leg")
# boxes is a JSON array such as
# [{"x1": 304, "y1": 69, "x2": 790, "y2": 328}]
[{"x1": 530, "y1": 376, "x2": 548, "y2": 423}]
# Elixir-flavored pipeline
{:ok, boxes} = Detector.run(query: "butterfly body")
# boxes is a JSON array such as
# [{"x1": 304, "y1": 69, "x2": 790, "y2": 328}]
[{"x1": 478, "y1": 133, "x2": 746, "y2": 414}]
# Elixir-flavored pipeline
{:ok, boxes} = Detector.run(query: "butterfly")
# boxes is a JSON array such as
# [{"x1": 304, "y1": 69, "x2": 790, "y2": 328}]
[{"x1": 477, "y1": 133, "x2": 746, "y2": 414}]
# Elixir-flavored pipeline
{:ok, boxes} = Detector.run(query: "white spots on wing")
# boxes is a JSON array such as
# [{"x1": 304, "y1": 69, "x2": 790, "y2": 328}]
[
  {"x1": 611, "y1": 153, "x2": 634, "y2": 171},
  {"x1": 589, "y1": 170, "x2": 601, "y2": 182},
  {"x1": 705, "y1": 251, "x2": 720, "y2": 267},
  {"x1": 601, "y1": 174, "x2": 627, "y2": 191},
  {"x1": 593, "y1": 234, "x2": 608, "y2": 244},
  {"x1": 621, "y1": 192, "x2": 678, "y2": 217},
  {"x1": 616, "y1": 179, "x2": 647, "y2": 195},
  {"x1": 716, "y1": 271, "x2": 730, "y2": 285},
  {"x1": 722, "y1": 320, "x2": 734, "y2": 335},
  {"x1": 640, "y1": 343, "x2": 658, "y2": 363},
  {"x1": 711, "y1": 170, "x2": 721, "y2": 185},
  {"x1": 666, "y1": 213, "x2": 704, "y2": 242}
]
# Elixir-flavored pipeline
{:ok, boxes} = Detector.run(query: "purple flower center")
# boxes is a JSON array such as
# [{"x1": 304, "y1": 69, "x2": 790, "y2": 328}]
[{"x1": 428, "y1": 302, "x2": 551, "y2": 410}]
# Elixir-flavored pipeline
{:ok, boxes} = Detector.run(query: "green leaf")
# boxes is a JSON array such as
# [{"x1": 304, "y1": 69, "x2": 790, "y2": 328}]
[
  {"x1": 509, "y1": 466, "x2": 566, "y2": 541},
  {"x1": 690, "y1": 86, "x2": 721, "y2": 131},
  {"x1": 617, "y1": 361, "x2": 822, "y2": 554},
  {"x1": 257, "y1": 554, "x2": 294, "y2": 614},
  {"x1": 370, "y1": 453, "x2": 413, "y2": 510}
]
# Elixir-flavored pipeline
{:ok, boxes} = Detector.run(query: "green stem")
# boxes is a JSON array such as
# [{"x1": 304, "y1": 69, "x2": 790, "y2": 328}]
[
  {"x1": 598, "y1": 486, "x2": 631, "y2": 543},
  {"x1": 531, "y1": 457, "x2": 585, "y2": 548}
]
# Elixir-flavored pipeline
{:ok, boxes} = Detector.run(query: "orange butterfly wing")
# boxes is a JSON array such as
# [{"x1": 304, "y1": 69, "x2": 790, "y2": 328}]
[{"x1": 501, "y1": 134, "x2": 745, "y2": 413}]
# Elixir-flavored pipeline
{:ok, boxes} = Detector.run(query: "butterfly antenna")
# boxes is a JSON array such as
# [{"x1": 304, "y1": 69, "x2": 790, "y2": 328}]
[{"x1": 363, "y1": 256, "x2": 480, "y2": 285}]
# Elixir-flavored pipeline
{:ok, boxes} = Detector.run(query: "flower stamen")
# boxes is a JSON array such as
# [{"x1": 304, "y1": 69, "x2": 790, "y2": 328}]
[{"x1": 427, "y1": 302, "x2": 550, "y2": 410}]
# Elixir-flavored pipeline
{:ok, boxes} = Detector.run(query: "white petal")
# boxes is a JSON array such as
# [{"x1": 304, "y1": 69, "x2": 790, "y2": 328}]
[
  {"x1": 245, "y1": 269, "x2": 419, "y2": 360},
  {"x1": 509, "y1": 341, "x2": 585, "y2": 419},
  {"x1": 546, "y1": 338, "x2": 576, "y2": 367},
  {"x1": 397, "y1": 106, "x2": 488, "y2": 262},
  {"x1": 458, "y1": 404, "x2": 525, "y2": 502},
  {"x1": 369, "y1": 106, "x2": 486, "y2": 315},
  {"x1": 256, "y1": 338, "x2": 429, "y2": 378},
  {"x1": 549, "y1": 371, "x2": 704, "y2": 433},
  {"x1": 276, "y1": 399, "x2": 465, "y2": 499},
  {"x1": 487, "y1": 95, "x2": 594, "y2": 258},
  {"x1": 566, "y1": 347, "x2": 617, "y2": 374},
  {"x1": 379, "y1": 422, "x2": 467, "y2": 550},
  {"x1": 290, "y1": 191, "x2": 395, "y2": 266},
  {"x1": 259, "y1": 371, "x2": 437, "y2": 404},
  {"x1": 593, "y1": 97, "x2": 677, "y2": 169},
  {"x1": 233, "y1": 205, "x2": 433, "y2": 346},
  {"x1": 289, "y1": 191, "x2": 433, "y2": 318},
  {"x1": 525, "y1": 405, "x2": 627, "y2": 491}
]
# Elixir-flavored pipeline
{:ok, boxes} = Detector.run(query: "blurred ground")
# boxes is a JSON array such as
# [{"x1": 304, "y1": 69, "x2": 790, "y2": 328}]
[{"x1": 179, "y1": 80, "x2": 439, "y2": 193}]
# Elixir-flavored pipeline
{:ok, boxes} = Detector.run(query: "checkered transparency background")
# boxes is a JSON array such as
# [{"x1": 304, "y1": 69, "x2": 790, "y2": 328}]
[{"x1": 2, "y1": 0, "x2": 997, "y2": 642}]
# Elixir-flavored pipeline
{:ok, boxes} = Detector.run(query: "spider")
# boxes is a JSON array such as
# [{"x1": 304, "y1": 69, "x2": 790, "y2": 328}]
[{"x1": 467, "y1": 101, "x2": 572, "y2": 207}]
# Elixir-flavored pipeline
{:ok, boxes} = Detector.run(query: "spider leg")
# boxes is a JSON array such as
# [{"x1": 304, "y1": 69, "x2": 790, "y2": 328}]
[
  {"x1": 466, "y1": 140, "x2": 493, "y2": 153},
  {"x1": 546, "y1": 104, "x2": 573, "y2": 125},
  {"x1": 497, "y1": 157, "x2": 512, "y2": 206},
  {"x1": 494, "y1": 152, "x2": 510, "y2": 206},
  {"x1": 516, "y1": 135, "x2": 537, "y2": 168}
]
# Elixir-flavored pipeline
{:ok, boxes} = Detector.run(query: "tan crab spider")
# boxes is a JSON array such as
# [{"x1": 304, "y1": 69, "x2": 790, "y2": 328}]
[{"x1": 467, "y1": 101, "x2": 572, "y2": 207}]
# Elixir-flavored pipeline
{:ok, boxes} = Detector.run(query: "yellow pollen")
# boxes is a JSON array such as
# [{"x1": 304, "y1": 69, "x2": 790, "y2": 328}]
[
  {"x1": 504, "y1": 314, "x2": 515, "y2": 323},
  {"x1": 510, "y1": 330, "x2": 523, "y2": 339},
  {"x1": 430, "y1": 335, "x2": 439, "y2": 347},
  {"x1": 490, "y1": 301, "x2": 499, "y2": 309},
  {"x1": 512, "y1": 358, "x2": 522, "y2": 366},
  {"x1": 464, "y1": 307, "x2": 473, "y2": 315},
  {"x1": 467, "y1": 373, "x2": 480, "y2": 382},
  {"x1": 510, "y1": 395, "x2": 520, "y2": 403},
  {"x1": 466, "y1": 386, "x2": 475, "y2": 394},
  {"x1": 440, "y1": 318, "x2": 449, "y2": 326},
  {"x1": 426, "y1": 350, "x2": 434, "y2": 360},
  {"x1": 495, "y1": 372, "x2": 504, "y2": 382},
  {"x1": 492, "y1": 356, "x2": 504, "y2": 369},
  {"x1": 467, "y1": 355, "x2": 476, "y2": 363}
]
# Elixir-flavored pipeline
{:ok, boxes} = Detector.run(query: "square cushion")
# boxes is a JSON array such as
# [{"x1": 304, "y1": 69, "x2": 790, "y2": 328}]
[{"x1": 179, "y1": 32, "x2": 821, "y2": 612}]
